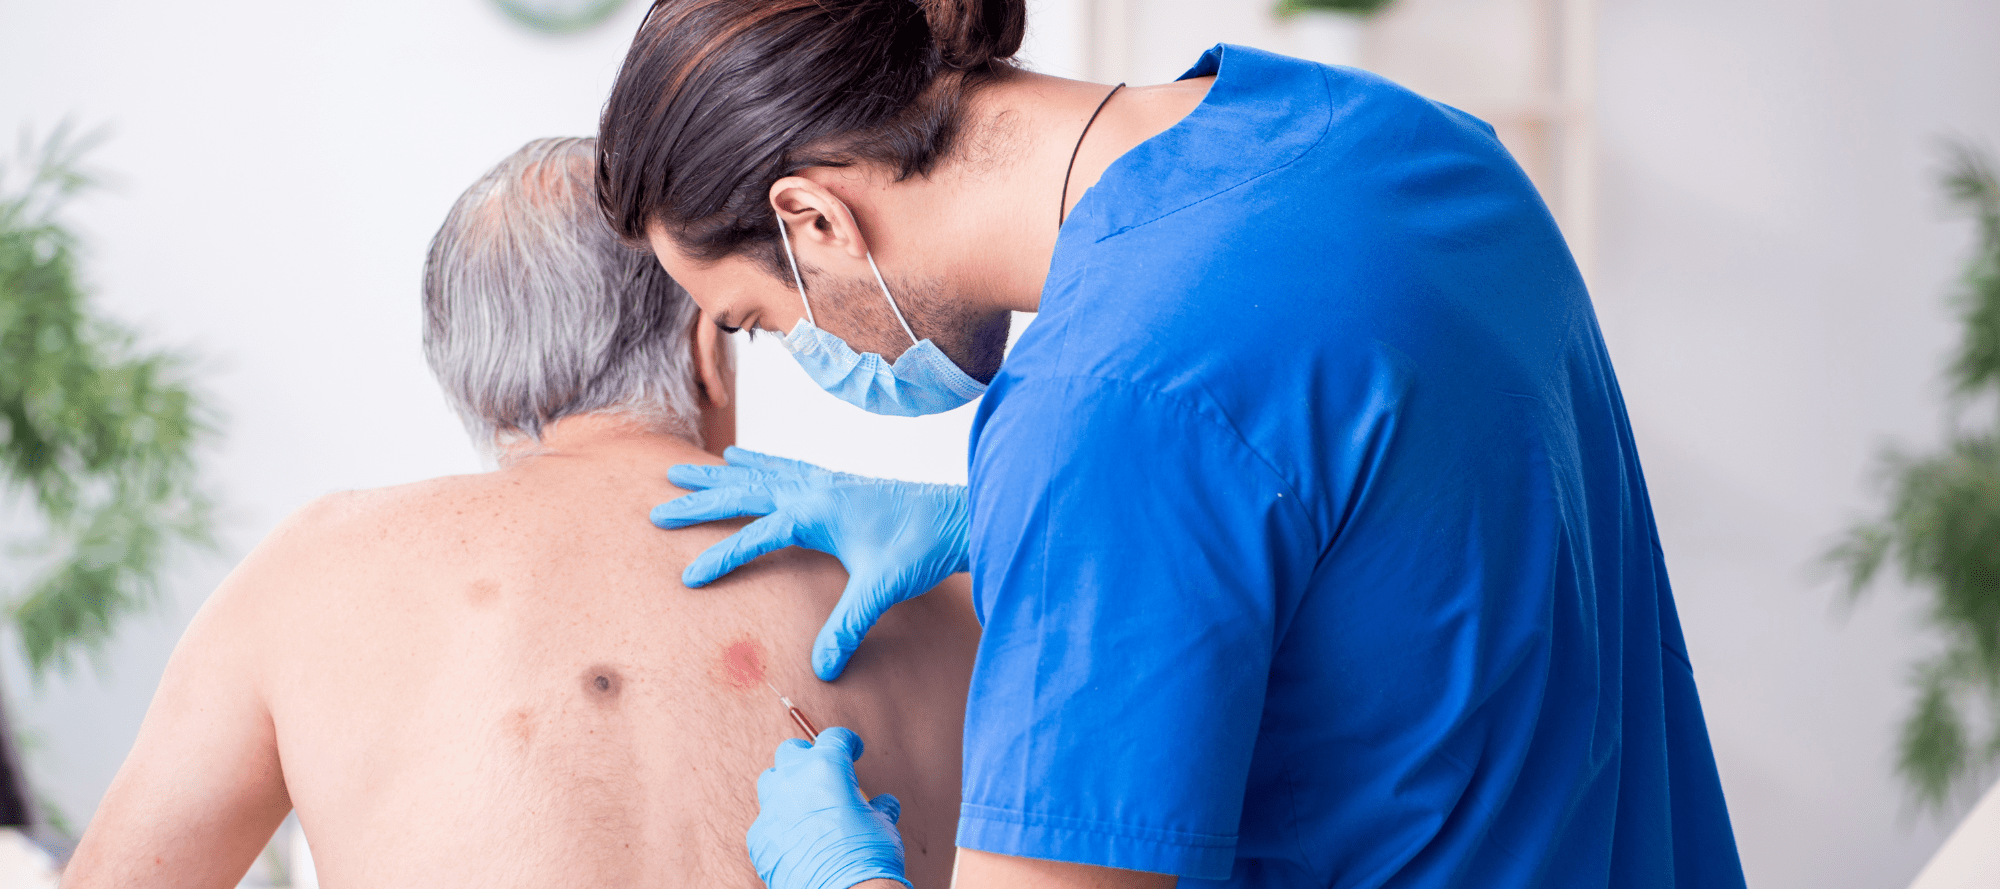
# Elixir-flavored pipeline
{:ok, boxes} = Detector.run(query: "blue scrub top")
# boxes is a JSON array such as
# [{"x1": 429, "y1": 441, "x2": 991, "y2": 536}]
[{"x1": 959, "y1": 45, "x2": 1745, "y2": 888}]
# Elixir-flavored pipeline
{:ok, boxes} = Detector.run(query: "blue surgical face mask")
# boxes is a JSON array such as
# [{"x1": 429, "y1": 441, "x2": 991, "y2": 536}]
[{"x1": 774, "y1": 218, "x2": 987, "y2": 417}]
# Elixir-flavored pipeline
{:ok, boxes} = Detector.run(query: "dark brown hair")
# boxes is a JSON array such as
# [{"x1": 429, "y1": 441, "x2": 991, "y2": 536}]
[{"x1": 596, "y1": 0, "x2": 1025, "y2": 275}]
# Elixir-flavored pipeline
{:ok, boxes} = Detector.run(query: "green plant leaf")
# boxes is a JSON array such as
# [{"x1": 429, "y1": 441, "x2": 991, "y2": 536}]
[
  {"x1": 1942, "y1": 142, "x2": 2000, "y2": 403},
  {"x1": 1900, "y1": 659, "x2": 1970, "y2": 810},
  {"x1": 1, "y1": 123, "x2": 218, "y2": 680}
]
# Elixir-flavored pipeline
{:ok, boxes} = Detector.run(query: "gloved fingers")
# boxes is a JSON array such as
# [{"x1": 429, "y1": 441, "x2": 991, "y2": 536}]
[
  {"x1": 682, "y1": 514, "x2": 800, "y2": 587},
  {"x1": 811, "y1": 726, "x2": 866, "y2": 761},
  {"x1": 811, "y1": 575, "x2": 895, "y2": 681},
  {"x1": 725, "y1": 446, "x2": 836, "y2": 479},
  {"x1": 651, "y1": 487, "x2": 780, "y2": 530},
  {"x1": 770, "y1": 737, "x2": 815, "y2": 769},
  {"x1": 868, "y1": 793, "x2": 902, "y2": 825},
  {"x1": 667, "y1": 461, "x2": 772, "y2": 492}
]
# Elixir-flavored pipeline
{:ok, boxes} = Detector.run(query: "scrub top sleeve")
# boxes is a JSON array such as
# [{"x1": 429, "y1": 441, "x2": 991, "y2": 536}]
[{"x1": 960, "y1": 376, "x2": 1315, "y2": 880}]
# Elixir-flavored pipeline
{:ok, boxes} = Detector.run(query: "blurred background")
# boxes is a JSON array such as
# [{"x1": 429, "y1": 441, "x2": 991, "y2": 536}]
[{"x1": 2, "y1": 0, "x2": 1998, "y2": 886}]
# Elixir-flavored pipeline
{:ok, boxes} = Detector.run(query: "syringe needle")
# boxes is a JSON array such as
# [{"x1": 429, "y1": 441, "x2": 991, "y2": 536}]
[
  {"x1": 765, "y1": 679, "x2": 821, "y2": 740},
  {"x1": 763, "y1": 679, "x2": 793, "y2": 707}
]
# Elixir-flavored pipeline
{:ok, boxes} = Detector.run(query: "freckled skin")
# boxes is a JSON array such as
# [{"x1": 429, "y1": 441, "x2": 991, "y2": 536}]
[
  {"x1": 466, "y1": 578, "x2": 500, "y2": 607},
  {"x1": 509, "y1": 708, "x2": 534, "y2": 736}
]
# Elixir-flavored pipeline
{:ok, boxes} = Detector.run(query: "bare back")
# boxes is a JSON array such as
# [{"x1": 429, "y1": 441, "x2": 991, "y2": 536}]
[{"x1": 70, "y1": 430, "x2": 978, "y2": 888}]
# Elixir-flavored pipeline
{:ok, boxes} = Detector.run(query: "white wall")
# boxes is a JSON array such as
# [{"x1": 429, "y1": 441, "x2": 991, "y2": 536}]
[{"x1": 3, "y1": 1, "x2": 1998, "y2": 887}]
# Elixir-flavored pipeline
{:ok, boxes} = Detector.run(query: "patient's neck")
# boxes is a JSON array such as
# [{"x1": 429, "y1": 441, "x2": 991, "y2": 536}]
[{"x1": 498, "y1": 414, "x2": 717, "y2": 474}]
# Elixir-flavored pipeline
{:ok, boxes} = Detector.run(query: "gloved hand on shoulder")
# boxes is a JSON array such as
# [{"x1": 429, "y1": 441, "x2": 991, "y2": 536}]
[{"x1": 652, "y1": 447, "x2": 971, "y2": 681}]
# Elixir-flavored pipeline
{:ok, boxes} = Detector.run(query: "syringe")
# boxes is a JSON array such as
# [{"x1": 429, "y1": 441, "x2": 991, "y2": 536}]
[{"x1": 764, "y1": 679, "x2": 821, "y2": 741}]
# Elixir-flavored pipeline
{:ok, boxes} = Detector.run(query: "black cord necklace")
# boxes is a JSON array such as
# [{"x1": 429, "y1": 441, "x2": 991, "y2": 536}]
[{"x1": 1059, "y1": 83, "x2": 1125, "y2": 229}]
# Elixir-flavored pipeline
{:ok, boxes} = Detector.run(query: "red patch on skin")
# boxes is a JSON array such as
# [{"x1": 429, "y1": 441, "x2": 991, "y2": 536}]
[{"x1": 723, "y1": 639, "x2": 765, "y2": 689}]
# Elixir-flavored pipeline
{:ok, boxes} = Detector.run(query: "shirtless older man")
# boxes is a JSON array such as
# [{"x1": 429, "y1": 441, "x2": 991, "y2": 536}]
[{"x1": 65, "y1": 138, "x2": 979, "y2": 888}]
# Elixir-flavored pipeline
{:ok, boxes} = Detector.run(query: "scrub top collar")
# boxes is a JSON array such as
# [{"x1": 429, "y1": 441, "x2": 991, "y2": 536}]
[{"x1": 1054, "y1": 44, "x2": 1337, "y2": 248}]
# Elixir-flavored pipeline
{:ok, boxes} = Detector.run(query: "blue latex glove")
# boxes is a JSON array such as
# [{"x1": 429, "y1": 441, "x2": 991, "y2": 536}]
[
  {"x1": 748, "y1": 727, "x2": 911, "y2": 889},
  {"x1": 652, "y1": 447, "x2": 970, "y2": 681}
]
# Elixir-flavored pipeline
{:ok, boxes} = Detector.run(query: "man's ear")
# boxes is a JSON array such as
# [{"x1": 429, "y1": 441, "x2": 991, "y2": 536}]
[
  {"x1": 691, "y1": 310, "x2": 736, "y2": 453},
  {"x1": 770, "y1": 175, "x2": 871, "y2": 261}
]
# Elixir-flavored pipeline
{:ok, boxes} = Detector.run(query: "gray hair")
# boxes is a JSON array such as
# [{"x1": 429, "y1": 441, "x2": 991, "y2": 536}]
[{"x1": 422, "y1": 137, "x2": 701, "y2": 453}]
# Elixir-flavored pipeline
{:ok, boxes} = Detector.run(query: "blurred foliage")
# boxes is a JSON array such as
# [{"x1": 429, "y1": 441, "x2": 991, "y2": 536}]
[
  {"x1": 0, "y1": 123, "x2": 216, "y2": 678},
  {"x1": 1830, "y1": 142, "x2": 2000, "y2": 813},
  {"x1": 1276, "y1": 0, "x2": 1396, "y2": 16}
]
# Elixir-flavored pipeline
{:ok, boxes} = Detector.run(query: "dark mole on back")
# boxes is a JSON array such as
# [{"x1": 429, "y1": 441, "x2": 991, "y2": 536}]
[{"x1": 582, "y1": 665, "x2": 622, "y2": 700}]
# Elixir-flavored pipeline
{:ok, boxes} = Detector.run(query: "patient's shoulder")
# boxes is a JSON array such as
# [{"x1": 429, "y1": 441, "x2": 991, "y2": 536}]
[
  {"x1": 210, "y1": 473, "x2": 506, "y2": 613},
  {"x1": 259, "y1": 472, "x2": 505, "y2": 553},
  {"x1": 197, "y1": 473, "x2": 513, "y2": 648}
]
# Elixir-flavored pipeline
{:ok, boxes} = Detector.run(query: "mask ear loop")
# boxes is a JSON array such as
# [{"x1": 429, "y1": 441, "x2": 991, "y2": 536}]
[
  {"x1": 867, "y1": 251, "x2": 921, "y2": 347},
  {"x1": 775, "y1": 214, "x2": 814, "y2": 326}
]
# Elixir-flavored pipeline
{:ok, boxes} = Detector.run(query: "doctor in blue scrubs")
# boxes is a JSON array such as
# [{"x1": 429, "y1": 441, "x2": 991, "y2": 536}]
[{"x1": 597, "y1": 1, "x2": 1746, "y2": 887}]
